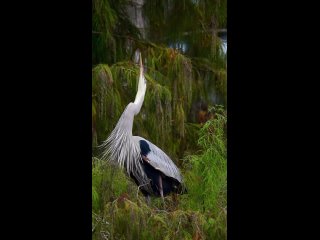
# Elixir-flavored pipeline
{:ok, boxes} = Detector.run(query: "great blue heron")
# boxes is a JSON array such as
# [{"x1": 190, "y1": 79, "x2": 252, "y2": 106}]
[{"x1": 101, "y1": 53, "x2": 185, "y2": 203}]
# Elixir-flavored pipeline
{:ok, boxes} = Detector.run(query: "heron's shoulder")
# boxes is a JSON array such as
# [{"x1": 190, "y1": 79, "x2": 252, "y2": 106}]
[
  {"x1": 132, "y1": 136, "x2": 151, "y2": 146},
  {"x1": 132, "y1": 136, "x2": 144, "y2": 141},
  {"x1": 132, "y1": 137, "x2": 151, "y2": 150},
  {"x1": 133, "y1": 137, "x2": 166, "y2": 158}
]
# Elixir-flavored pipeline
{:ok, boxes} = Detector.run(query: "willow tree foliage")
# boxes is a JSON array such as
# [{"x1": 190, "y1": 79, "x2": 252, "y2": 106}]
[{"x1": 92, "y1": 0, "x2": 227, "y2": 159}]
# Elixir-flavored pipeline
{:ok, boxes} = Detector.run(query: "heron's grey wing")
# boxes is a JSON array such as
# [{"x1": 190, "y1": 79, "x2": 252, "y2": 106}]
[{"x1": 134, "y1": 136, "x2": 183, "y2": 183}]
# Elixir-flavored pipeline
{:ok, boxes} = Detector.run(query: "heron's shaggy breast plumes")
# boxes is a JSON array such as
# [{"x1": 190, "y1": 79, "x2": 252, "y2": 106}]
[{"x1": 100, "y1": 103, "x2": 149, "y2": 185}]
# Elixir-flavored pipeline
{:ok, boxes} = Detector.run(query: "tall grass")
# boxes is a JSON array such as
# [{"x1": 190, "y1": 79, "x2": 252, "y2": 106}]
[{"x1": 92, "y1": 107, "x2": 227, "y2": 239}]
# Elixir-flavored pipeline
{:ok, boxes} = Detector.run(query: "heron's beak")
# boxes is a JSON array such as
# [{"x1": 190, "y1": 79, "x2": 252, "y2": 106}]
[
  {"x1": 139, "y1": 52, "x2": 146, "y2": 84},
  {"x1": 139, "y1": 52, "x2": 143, "y2": 75}
]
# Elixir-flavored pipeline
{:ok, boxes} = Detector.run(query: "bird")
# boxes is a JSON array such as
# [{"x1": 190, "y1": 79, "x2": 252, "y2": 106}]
[{"x1": 101, "y1": 52, "x2": 186, "y2": 204}]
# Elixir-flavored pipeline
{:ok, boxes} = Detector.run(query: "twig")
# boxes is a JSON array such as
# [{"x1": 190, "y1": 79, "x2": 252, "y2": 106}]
[
  {"x1": 100, "y1": 231, "x2": 110, "y2": 240},
  {"x1": 174, "y1": 216, "x2": 182, "y2": 235},
  {"x1": 154, "y1": 208, "x2": 169, "y2": 214},
  {"x1": 136, "y1": 181, "x2": 151, "y2": 199}
]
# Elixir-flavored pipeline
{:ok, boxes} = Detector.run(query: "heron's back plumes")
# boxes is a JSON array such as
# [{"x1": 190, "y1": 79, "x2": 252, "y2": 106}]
[{"x1": 135, "y1": 137, "x2": 183, "y2": 183}]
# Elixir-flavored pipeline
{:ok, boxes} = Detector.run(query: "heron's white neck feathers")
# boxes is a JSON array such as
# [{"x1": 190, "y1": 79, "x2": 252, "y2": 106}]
[
  {"x1": 133, "y1": 65, "x2": 146, "y2": 115},
  {"x1": 100, "y1": 57, "x2": 149, "y2": 185}
]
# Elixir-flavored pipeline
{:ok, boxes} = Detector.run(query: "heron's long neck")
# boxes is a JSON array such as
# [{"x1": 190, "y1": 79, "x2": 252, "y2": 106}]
[
  {"x1": 133, "y1": 68, "x2": 146, "y2": 115},
  {"x1": 101, "y1": 55, "x2": 149, "y2": 182}
]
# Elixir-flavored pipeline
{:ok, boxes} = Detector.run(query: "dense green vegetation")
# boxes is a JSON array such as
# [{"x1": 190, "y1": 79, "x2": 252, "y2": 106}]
[
  {"x1": 93, "y1": 112, "x2": 226, "y2": 239},
  {"x1": 92, "y1": 0, "x2": 227, "y2": 239}
]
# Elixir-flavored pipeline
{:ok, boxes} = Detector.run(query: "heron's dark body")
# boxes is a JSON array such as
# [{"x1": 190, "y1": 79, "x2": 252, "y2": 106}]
[{"x1": 129, "y1": 140, "x2": 186, "y2": 197}]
